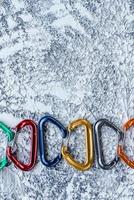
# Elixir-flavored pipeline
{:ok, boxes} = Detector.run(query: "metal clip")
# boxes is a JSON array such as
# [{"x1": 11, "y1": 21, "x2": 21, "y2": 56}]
[
  {"x1": 61, "y1": 119, "x2": 94, "y2": 171},
  {"x1": 117, "y1": 118, "x2": 134, "y2": 168},
  {"x1": 0, "y1": 122, "x2": 15, "y2": 170},
  {"x1": 94, "y1": 119, "x2": 124, "y2": 170},
  {"x1": 38, "y1": 114, "x2": 68, "y2": 167},
  {"x1": 6, "y1": 119, "x2": 38, "y2": 171}
]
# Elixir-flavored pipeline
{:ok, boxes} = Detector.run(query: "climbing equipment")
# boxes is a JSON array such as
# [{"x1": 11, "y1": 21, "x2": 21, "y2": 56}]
[
  {"x1": 0, "y1": 122, "x2": 14, "y2": 170},
  {"x1": 0, "y1": 112, "x2": 132, "y2": 172},
  {"x1": 94, "y1": 119, "x2": 124, "y2": 170},
  {"x1": 117, "y1": 118, "x2": 134, "y2": 168},
  {"x1": 61, "y1": 119, "x2": 94, "y2": 171},
  {"x1": 38, "y1": 114, "x2": 68, "y2": 167},
  {"x1": 6, "y1": 119, "x2": 37, "y2": 171}
]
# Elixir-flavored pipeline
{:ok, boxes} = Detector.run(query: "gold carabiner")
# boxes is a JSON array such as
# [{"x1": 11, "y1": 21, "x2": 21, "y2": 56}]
[{"x1": 61, "y1": 119, "x2": 94, "y2": 171}]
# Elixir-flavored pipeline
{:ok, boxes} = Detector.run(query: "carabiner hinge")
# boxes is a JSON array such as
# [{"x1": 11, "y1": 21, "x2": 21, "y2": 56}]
[
  {"x1": 63, "y1": 129, "x2": 73, "y2": 154},
  {"x1": 118, "y1": 131, "x2": 125, "y2": 147}
]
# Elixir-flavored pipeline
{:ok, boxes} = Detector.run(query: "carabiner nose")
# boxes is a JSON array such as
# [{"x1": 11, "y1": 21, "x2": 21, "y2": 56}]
[
  {"x1": 94, "y1": 119, "x2": 124, "y2": 170},
  {"x1": 38, "y1": 114, "x2": 68, "y2": 167}
]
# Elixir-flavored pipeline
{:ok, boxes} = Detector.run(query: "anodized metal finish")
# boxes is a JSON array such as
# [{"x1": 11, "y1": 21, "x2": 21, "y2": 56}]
[
  {"x1": 94, "y1": 119, "x2": 124, "y2": 170},
  {"x1": 117, "y1": 118, "x2": 134, "y2": 168},
  {"x1": 61, "y1": 119, "x2": 94, "y2": 171},
  {"x1": 6, "y1": 119, "x2": 37, "y2": 171},
  {"x1": 38, "y1": 114, "x2": 68, "y2": 167},
  {"x1": 0, "y1": 122, "x2": 14, "y2": 170}
]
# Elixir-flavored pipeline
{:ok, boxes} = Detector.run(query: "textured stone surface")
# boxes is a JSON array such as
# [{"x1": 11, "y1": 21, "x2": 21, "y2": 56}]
[{"x1": 0, "y1": 0, "x2": 134, "y2": 199}]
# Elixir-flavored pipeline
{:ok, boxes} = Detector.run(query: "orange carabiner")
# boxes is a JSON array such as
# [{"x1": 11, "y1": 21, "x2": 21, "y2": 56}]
[{"x1": 117, "y1": 118, "x2": 134, "y2": 168}]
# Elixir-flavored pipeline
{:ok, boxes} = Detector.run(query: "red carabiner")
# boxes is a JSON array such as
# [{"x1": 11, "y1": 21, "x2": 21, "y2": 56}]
[{"x1": 6, "y1": 119, "x2": 37, "y2": 171}]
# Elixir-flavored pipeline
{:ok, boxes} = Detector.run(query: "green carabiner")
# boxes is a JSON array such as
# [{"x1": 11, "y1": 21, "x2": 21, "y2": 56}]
[{"x1": 0, "y1": 121, "x2": 14, "y2": 170}]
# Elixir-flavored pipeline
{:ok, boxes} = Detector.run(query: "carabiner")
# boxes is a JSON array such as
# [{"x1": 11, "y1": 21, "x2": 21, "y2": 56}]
[
  {"x1": 0, "y1": 122, "x2": 14, "y2": 170},
  {"x1": 6, "y1": 119, "x2": 37, "y2": 171},
  {"x1": 117, "y1": 118, "x2": 134, "y2": 168},
  {"x1": 38, "y1": 114, "x2": 68, "y2": 167},
  {"x1": 61, "y1": 119, "x2": 94, "y2": 171},
  {"x1": 94, "y1": 119, "x2": 124, "y2": 170}
]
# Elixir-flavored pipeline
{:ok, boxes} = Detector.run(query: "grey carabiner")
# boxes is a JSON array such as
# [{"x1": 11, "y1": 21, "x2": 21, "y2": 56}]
[{"x1": 94, "y1": 119, "x2": 124, "y2": 170}]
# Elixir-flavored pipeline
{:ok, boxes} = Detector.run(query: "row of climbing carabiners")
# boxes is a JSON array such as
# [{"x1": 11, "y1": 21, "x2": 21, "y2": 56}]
[{"x1": 0, "y1": 114, "x2": 134, "y2": 171}]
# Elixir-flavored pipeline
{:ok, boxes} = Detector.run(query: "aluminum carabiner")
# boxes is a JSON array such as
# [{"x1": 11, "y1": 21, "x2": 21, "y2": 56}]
[
  {"x1": 94, "y1": 119, "x2": 124, "y2": 170},
  {"x1": 6, "y1": 119, "x2": 37, "y2": 171},
  {"x1": 117, "y1": 118, "x2": 134, "y2": 168},
  {"x1": 61, "y1": 119, "x2": 94, "y2": 171},
  {"x1": 38, "y1": 114, "x2": 68, "y2": 167},
  {"x1": 0, "y1": 122, "x2": 14, "y2": 170}
]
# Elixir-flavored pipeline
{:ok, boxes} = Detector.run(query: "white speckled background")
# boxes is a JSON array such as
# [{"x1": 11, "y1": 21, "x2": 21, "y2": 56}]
[{"x1": 0, "y1": 0, "x2": 134, "y2": 199}]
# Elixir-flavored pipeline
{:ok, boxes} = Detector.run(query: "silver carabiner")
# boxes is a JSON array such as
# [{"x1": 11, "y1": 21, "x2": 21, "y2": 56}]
[{"x1": 94, "y1": 119, "x2": 124, "y2": 170}]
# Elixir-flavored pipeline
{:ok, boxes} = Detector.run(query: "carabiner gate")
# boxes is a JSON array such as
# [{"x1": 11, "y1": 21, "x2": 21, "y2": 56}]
[
  {"x1": 94, "y1": 119, "x2": 124, "y2": 170},
  {"x1": 38, "y1": 114, "x2": 68, "y2": 167},
  {"x1": 0, "y1": 122, "x2": 14, "y2": 170},
  {"x1": 6, "y1": 119, "x2": 38, "y2": 171},
  {"x1": 61, "y1": 119, "x2": 94, "y2": 171},
  {"x1": 117, "y1": 118, "x2": 134, "y2": 168}
]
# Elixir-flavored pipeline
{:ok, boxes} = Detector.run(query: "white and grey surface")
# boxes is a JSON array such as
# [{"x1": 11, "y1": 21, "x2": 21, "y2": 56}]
[{"x1": 0, "y1": 0, "x2": 134, "y2": 199}]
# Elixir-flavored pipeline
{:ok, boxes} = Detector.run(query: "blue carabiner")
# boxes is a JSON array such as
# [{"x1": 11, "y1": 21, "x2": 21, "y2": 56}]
[{"x1": 38, "y1": 114, "x2": 68, "y2": 167}]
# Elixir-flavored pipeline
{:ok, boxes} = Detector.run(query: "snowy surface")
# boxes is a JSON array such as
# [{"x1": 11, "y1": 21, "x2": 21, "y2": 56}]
[{"x1": 0, "y1": 0, "x2": 134, "y2": 199}]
